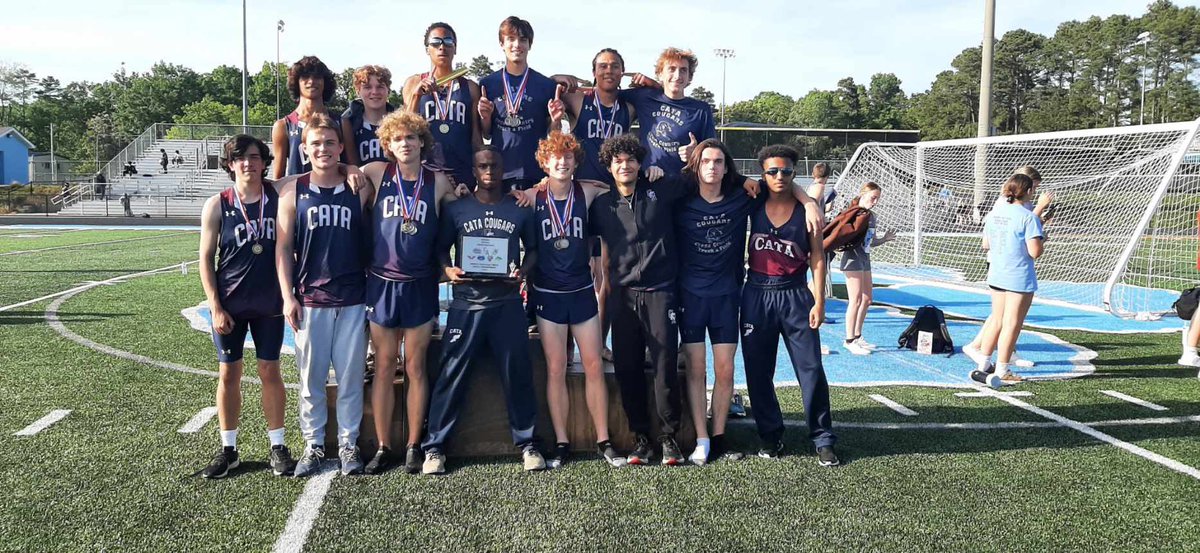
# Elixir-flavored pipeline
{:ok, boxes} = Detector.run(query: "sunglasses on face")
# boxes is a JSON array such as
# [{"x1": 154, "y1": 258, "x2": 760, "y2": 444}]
[
  {"x1": 763, "y1": 167, "x2": 795, "y2": 177},
  {"x1": 427, "y1": 37, "x2": 456, "y2": 48}
]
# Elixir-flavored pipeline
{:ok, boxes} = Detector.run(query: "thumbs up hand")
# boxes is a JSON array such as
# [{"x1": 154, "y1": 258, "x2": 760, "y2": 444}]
[{"x1": 678, "y1": 132, "x2": 698, "y2": 162}]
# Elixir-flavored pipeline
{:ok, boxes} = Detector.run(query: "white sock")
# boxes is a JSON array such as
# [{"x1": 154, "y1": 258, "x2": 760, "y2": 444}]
[
  {"x1": 691, "y1": 438, "x2": 710, "y2": 461},
  {"x1": 220, "y1": 429, "x2": 238, "y2": 449},
  {"x1": 995, "y1": 362, "x2": 1011, "y2": 377},
  {"x1": 267, "y1": 427, "x2": 285, "y2": 447},
  {"x1": 1185, "y1": 346, "x2": 1197, "y2": 357}
]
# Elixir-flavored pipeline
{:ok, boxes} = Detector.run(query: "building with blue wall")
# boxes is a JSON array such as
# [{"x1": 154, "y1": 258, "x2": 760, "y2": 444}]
[{"x1": 0, "y1": 127, "x2": 34, "y2": 185}]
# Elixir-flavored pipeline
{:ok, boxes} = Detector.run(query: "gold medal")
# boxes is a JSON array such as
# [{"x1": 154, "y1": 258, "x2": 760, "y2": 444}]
[
  {"x1": 439, "y1": 123, "x2": 450, "y2": 134},
  {"x1": 401, "y1": 221, "x2": 418, "y2": 235},
  {"x1": 251, "y1": 243, "x2": 264, "y2": 255}
]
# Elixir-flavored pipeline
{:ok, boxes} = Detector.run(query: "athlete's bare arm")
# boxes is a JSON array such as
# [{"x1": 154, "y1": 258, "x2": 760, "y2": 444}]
[
  {"x1": 402, "y1": 74, "x2": 427, "y2": 115},
  {"x1": 198, "y1": 195, "x2": 233, "y2": 335},
  {"x1": 270, "y1": 120, "x2": 288, "y2": 180},
  {"x1": 807, "y1": 223, "x2": 827, "y2": 329},
  {"x1": 341, "y1": 118, "x2": 361, "y2": 166},
  {"x1": 275, "y1": 181, "x2": 301, "y2": 330},
  {"x1": 478, "y1": 85, "x2": 494, "y2": 140},
  {"x1": 467, "y1": 80, "x2": 483, "y2": 150}
]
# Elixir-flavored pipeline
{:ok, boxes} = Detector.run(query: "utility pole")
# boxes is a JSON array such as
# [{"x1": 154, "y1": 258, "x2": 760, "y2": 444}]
[
  {"x1": 241, "y1": 0, "x2": 249, "y2": 131},
  {"x1": 972, "y1": 0, "x2": 996, "y2": 222},
  {"x1": 714, "y1": 48, "x2": 735, "y2": 142},
  {"x1": 277, "y1": 20, "x2": 285, "y2": 121}
]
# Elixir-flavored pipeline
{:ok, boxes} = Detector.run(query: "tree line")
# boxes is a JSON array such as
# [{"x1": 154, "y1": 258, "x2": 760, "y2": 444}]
[{"x1": 1, "y1": 0, "x2": 1197, "y2": 166}]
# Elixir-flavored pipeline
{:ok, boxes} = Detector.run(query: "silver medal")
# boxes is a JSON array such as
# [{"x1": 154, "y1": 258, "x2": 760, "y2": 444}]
[
  {"x1": 505, "y1": 115, "x2": 520, "y2": 127},
  {"x1": 554, "y1": 238, "x2": 569, "y2": 250},
  {"x1": 439, "y1": 123, "x2": 450, "y2": 134},
  {"x1": 251, "y1": 243, "x2": 264, "y2": 255},
  {"x1": 401, "y1": 221, "x2": 418, "y2": 235}
]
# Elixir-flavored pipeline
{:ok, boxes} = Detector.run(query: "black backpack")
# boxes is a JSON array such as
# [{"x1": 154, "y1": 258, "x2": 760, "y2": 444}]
[
  {"x1": 1174, "y1": 287, "x2": 1200, "y2": 320},
  {"x1": 897, "y1": 305, "x2": 954, "y2": 355}
]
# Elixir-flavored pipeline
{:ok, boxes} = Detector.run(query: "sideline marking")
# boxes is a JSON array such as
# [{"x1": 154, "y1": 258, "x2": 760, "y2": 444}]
[
  {"x1": 1100, "y1": 390, "x2": 1168, "y2": 411},
  {"x1": 1, "y1": 261, "x2": 195, "y2": 313},
  {"x1": 868, "y1": 394, "x2": 918, "y2": 416},
  {"x1": 15, "y1": 410, "x2": 72, "y2": 436},
  {"x1": 273, "y1": 463, "x2": 338, "y2": 553},
  {"x1": 178, "y1": 407, "x2": 219, "y2": 433},
  {"x1": 43, "y1": 261, "x2": 298, "y2": 390},
  {"x1": 956, "y1": 391, "x2": 1034, "y2": 398},
  {"x1": 0, "y1": 231, "x2": 193, "y2": 257}
]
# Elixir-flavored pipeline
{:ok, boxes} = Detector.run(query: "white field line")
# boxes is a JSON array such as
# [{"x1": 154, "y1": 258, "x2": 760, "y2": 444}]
[
  {"x1": 732, "y1": 413, "x2": 1200, "y2": 431},
  {"x1": 868, "y1": 394, "x2": 918, "y2": 416},
  {"x1": 0, "y1": 261, "x2": 194, "y2": 313},
  {"x1": 0, "y1": 231, "x2": 194, "y2": 257},
  {"x1": 43, "y1": 260, "x2": 298, "y2": 390},
  {"x1": 956, "y1": 391, "x2": 1035, "y2": 398},
  {"x1": 178, "y1": 407, "x2": 219, "y2": 433},
  {"x1": 14, "y1": 410, "x2": 72, "y2": 436},
  {"x1": 1100, "y1": 390, "x2": 1169, "y2": 411},
  {"x1": 272, "y1": 463, "x2": 338, "y2": 553}
]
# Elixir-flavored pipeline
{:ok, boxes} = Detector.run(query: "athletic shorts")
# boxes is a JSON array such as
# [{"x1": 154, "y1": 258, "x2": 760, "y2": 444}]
[
  {"x1": 679, "y1": 289, "x2": 740, "y2": 345},
  {"x1": 534, "y1": 286, "x2": 598, "y2": 325},
  {"x1": 839, "y1": 247, "x2": 871, "y2": 272},
  {"x1": 213, "y1": 316, "x2": 285, "y2": 363},
  {"x1": 366, "y1": 273, "x2": 438, "y2": 329}
]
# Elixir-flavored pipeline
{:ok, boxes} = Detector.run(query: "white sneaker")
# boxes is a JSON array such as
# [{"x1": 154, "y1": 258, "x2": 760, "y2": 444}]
[
  {"x1": 1178, "y1": 351, "x2": 1200, "y2": 367},
  {"x1": 844, "y1": 340, "x2": 871, "y2": 355},
  {"x1": 1011, "y1": 352, "x2": 1035, "y2": 368},
  {"x1": 853, "y1": 337, "x2": 877, "y2": 350},
  {"x1": 963, "y1": 343, "x2": 988, "y2": 365}
]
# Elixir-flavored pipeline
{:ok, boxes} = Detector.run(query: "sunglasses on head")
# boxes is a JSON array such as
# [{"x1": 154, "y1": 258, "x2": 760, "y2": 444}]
[
  {"x1": 427, "y1": 37, "x2": 456, "y2": 48},
  {"x1": 763, "y1": 167, "x2": 795, "y2": 177}
]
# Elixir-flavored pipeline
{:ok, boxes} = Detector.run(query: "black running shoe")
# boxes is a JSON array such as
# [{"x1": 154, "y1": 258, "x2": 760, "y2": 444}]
[
  {"x1": 269, "y1": 444, "x2": 296, "y2": 476},
  {"x1": 817, "y1": 445, "x2": 841, "y2": 467},
  {"x1": 708, "y1": 436, "x2": 745, "y2": 462},
  {"x1": 597, "y1": 440, "x2": 626, "y2": 467},
  {"x1": 758, "y1": 441, "x2": 784, "y2": 460},
  {"x1": 660, "y1": 435, "x2": 684, "y2": 466},
  {"x1": 548, "y1": 442, "x2": 571, "y2": 469},
  {"x1": 404, "y1": 444, "x2": 422, "y2": 474},
  {"x1": 729, "y1": 393, "x2": 747, "y2": 418},
  {"x1": 364, "y1": 446, "x2": 392, "y2": 475},
  {"x1": 627, "y1": 434, "x2": 653, "y2": 465},
  {"x1": 202, "y1": 446, "x2": 240, "y2": 479}
]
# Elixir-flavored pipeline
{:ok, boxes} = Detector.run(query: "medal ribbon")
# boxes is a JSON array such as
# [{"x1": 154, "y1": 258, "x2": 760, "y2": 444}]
[
  {"x1": 592, "y1": 92, "x2": 620, "y2": 140},
  {"x1": 396, "y1": 168, "x2": 424, "y2": 223},
  {"x1": 430, "y1": 69, "x2": 456, "y2": 121},
  {"x1": 501, "y1": 67, "x2": 530, "y2": 119},
  {"x1": 546, "y1": 184, "x2": 575, "y2": 239},
  {"x1": 232, "y1": 187, "x2": 265, "y2": 242}
]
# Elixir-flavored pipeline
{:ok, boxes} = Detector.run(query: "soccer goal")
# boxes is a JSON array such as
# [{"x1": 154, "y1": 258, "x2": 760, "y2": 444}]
[{"x1": 832, "y1": 119, "x2": 1200, "y2": 319}]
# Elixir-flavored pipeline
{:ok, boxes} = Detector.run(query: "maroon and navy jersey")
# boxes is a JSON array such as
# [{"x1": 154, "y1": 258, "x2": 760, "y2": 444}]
[
  {"x1": 747, "y1": 200, "x2": 810, "y2": 289},
  {"x1": 370, "y1": 164, "x2": 439, "y2": 281},
  {"x1": 281, "y1": 110, "x2": 343, "y2": 177},
  {"x1": 533, "y1": 181, "x2": 592, "y2": 292},
  {"x1": 216, "y1": 186, "x2": 282, "y2": 319},
  {"x1": 418, "y1": 75, "x2": 476, "y2": 188},
  {"x1": 573, "y1": 91, "x2": 631, "y2": 184},
  {"x1": 676, "y1": 189, "x2": 758, "y2": 297},
  {"x1": 292, "y1": 174, "x2": 368, "y2": 306}
]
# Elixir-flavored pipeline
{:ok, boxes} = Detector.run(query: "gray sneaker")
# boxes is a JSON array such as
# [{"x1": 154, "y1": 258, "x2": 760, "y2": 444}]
[
  {"x1": 293, "y1": 445, "x2": 325, "y2": 478},
  {"x1": 339, "y1": 445, "x2": 364, "y2": 475},
  {"x1": 422, "y1": 449, "x2": 446, "y2": 475},
  {"x1": 522, "y1": 446, "x2": 547, "y2": 471}
]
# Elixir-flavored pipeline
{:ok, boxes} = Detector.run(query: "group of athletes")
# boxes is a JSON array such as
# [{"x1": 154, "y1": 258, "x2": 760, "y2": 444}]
[{"x1": 193, "y1": 14, "x2": 918, "y2": 480}]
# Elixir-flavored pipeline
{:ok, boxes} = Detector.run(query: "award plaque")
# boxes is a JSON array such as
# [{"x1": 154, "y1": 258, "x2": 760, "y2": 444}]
[{"x1": 457, "y1": 235, "x2": 515, "y2": 280}]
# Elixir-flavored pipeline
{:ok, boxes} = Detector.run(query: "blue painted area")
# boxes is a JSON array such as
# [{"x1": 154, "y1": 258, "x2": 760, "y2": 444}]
[
  {"x1": 188, "y1": 294, "x2": 1090, "y2": 389},
  {"x1": 0, "y1": 130, "x2": 32, "y2": 185},
  {"x1": 193, "y1": 307, "x2": 297, "y2": 353},
  {"x1": 871, "y1": 284, "x2": 1181, "y2": 334}
]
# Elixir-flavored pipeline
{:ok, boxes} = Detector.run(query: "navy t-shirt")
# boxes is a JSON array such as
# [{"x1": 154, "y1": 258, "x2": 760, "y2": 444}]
[
  {"x1": 478, "y1": 68, "x2": 557, "y2": 182},
  {"x1": 438, "y1": 195, "x2": 537, "y2": 309},
  {"x1": 618, "y1": 87, "x2": 715, "y2": 176},
  {"x1": 676, "y1": 185, "x2": 760, "y2": 297}
]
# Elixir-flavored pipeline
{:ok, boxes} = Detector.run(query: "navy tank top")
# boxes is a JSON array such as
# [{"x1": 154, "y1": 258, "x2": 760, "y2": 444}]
[
  {"x1": 573, "y1": 91, "x2": 630, "y2": 184},
  {"x1": 282, "y1": 110, "x2": 343, "y2": 177},
  {"x1": 370, "y1": 163, "x2": 439, "y2": 281},
  {"x1": 533, "y1": 181, "x2": 592, "y2": 292},
  {"x1": 293, "y1": 174, "x2": 367, "y2": 306},
  {"x1": 746, "y1": 200, "x2": 811, "y2": 289},
  {"x1": 216, "y1": 186, "x2": 282, "y2": 319},
  {"x1": 418, "y1": 75, "x2": 476, "y2": 189}
]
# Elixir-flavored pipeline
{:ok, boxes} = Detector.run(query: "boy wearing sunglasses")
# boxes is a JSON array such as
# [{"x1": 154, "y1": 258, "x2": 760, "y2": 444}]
[{"x1": 402, "y1": 22, "x2": 481, "y2": 190}]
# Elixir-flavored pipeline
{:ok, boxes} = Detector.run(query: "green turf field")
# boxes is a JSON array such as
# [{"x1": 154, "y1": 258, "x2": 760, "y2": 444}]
[{"x1": 2, "y1": 228, "x2": 1200, "y2": 552}]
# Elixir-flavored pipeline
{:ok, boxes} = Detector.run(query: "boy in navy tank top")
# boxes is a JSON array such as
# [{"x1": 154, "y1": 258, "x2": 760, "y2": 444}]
[
  {"x1": 620, "y1": 48, "x2": 715, "y2": 177},
  {"x1": 341, "y1": 65, "x2": 396, "y2": 166},
  {"x1": 740, "y1": 145, "x2": 839, "y2": 467},
  {"x1": 358, "y1": 111, "x2": 463, "y2": 475},
  {"x1": 197, "y1": 135, "x2": 293, "y2": 479},
  {"x1": 550, "y1": 49, "x2": 635, "y2": 185},
  {"x1": 275, "y1": 114, "x2": 373, "y2": 478},
  {"x1": 477, "y1": 16, "x2": 558, "y2": 191},
  {"x1": 272, "y1": 56, "x2": 342, "y2": 178},
  {"x1": 402, "y1": 22, "x2": 481, "y2": 190},
  {"x1": 420, "y1": 147, "x2": 545, "y2": 474},
  {"x1": 522, "y1": 132, "x2": 621, "y2": 468}
]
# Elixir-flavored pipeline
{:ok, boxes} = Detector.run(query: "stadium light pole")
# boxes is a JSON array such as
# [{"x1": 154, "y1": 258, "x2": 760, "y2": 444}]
[
  {"x1": 972, "y1": 0, "x2": 996, "y2": 222},
  {"x1": 714, "y1": 48, "x2": 735, "y2": 142},
  {"x1": 276, "y1": 20, "x2": 285, "y2": 121},
  {"x1": 240, "y1": 0, "x2": 249, "y2": 132},
  {"x1": 1136, "y1": 31, "x2": 1151, "y2": 125}
]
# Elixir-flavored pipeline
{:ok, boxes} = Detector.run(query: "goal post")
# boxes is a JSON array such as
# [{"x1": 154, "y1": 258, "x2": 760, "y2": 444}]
[{"x1": 832, "y1": 119, "x2": 1200, "y2": 319}]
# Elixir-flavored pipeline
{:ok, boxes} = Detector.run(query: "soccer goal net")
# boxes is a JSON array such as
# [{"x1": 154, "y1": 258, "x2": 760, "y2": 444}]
[{"x1": 832, "y1": 119, "x2": 1200, "y2": 319}]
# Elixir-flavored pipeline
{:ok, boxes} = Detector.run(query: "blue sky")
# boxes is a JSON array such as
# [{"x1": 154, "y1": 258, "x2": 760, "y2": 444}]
[{"x1": 2, "y1": 0, "x2": 1194, "y2": 103}]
